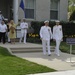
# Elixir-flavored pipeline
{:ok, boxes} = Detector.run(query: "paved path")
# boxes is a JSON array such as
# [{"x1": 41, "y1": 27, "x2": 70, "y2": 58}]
[
  {"x1": 14, "y1": 52, "x2": 75, "y2": 71},
  {"x1": 29, "y1": 70, "x2": 75, "y2": 75}
]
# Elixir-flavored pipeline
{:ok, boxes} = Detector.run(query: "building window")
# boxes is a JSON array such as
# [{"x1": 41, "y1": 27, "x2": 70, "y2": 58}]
[
  {"x1": 25, "y1": 0, "x2": 35, "y2": 19},
  {"x1": 50, "y1": 0, "x2": 59, "y2": 20}
]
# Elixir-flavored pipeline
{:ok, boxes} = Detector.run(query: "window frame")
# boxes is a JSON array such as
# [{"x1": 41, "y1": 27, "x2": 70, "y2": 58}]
[
  {"x1": 24, "y1": 0, "x2": 36, "y2": 19},
  {"x1": 50, "y1": 0, "x2": 60, "y2": 20}
]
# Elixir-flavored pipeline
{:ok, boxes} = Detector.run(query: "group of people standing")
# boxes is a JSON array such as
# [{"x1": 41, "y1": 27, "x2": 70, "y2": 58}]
[
  {"x1": 40, "y1": 20, "x2": 63, "y2": 56},
  {"x1": 0, "y1": 17, "x2": 28, "y2": 44},
  {"x1": 0, "y1": 19, "x2": 17, "y2": 44},
  {"x1": 0, "y1": 10, "x2": 63, "y2": 56}
]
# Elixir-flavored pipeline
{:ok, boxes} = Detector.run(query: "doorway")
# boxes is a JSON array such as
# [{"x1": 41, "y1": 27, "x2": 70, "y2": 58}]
[{"x1": 0, "y1": 0, "x2": 13, "y2": 20}]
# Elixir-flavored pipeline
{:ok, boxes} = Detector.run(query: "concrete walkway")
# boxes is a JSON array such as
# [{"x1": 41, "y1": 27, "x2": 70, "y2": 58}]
[
  {"x1": 14, "y1": 52, "x2": 75, "y2": 71},
  {"x1": 0, "y1": 43, "x2": 75, "y2": 75},
  {"x1": 29, "y1": 70, "x2": 75, "y2": 75}
]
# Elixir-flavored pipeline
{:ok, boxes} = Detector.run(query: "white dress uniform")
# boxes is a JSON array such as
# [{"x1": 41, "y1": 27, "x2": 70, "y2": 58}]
[
  {"x1": 53, "y1": 25, "x2": 63, "y2": 56},
  {"x1": 40, "y1": 26, "x2": 52, "y2": 55},
  {"x1": 20, "y1": 22, "x2": 28, "y2": 44}
]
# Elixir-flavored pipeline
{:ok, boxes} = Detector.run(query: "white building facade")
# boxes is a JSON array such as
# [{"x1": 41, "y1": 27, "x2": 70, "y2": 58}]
[
  {"x1": 18, "y1": 0, "x2": 68, "y2": 23},
  {"x1": 0, "y1": 0, "x2": 68, "y2": 23}
]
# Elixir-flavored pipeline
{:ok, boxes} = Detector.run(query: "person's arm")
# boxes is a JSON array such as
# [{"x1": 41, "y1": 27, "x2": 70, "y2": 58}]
[
  {"x1": 40, "y1": 27, "x2": 43, "y2": 40},
  {"x1": 53, "y1": 26, "x2": 54, "y2": 39},
  {"x1": 0, "y1": 25, "x2": 1, "y2": 30},
  {"x1": 1, "y1": 15, "x2": 4, "y2": 20},
  {"x1": 26, "y1": 23, "x2": 28, "y2": 29},
  {"x1": 61, "y1": 25, "x2": 63, "y2": 41},
  {"x1": 50, "y1": 28, "x2": 53, "y2": 39},
  {"x1": 20, "y1": 23, "x2": 22, "y2": 29},
  {"x1": 24, "y1": 23, "x2": 28, "y2": 29},
  {"x1": 9, "y1": 25, "x2": 15, "y2": 33}
]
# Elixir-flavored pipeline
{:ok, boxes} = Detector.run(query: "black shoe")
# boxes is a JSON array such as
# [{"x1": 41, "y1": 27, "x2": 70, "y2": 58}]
[
  {"x1": 8, "y1": 41, "x2": 11, "y2": 43},
  {"x1": 48, "y1": 54, "x2": 51, "y2": 56},
  {"x1": 3, "y1": 43, "x2": 5, "y2": 44}
]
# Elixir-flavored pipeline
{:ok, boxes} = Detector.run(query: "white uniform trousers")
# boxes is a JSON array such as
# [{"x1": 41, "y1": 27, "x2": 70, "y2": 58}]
[
  {"x1": 42, "y1": 39, "x2": 51, "y2": 55},
  {"x1": 20, "y1": 29, "x2": 27, "y2": 44},
  {"x1": 6, "y1": 32, "x2": 10, "y2": 42},
  {"x1": 55, "y1": 40, "x2": 61, "y2": 56}
]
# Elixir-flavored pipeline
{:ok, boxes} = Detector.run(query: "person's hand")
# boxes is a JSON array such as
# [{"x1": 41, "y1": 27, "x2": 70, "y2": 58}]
[
  {"x1": 61, "y1": 39, "x2": 63, "y2": 41},
  {"x1": 53, "y1": 39, "x2": 55, "y2": 41},
  {"x1": 51, "y1": 37, "x2": 52, "y2": 40}
]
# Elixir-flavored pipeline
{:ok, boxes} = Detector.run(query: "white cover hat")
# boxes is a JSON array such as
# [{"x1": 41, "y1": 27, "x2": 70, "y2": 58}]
[{"x1": 44, "y1": 20, "x2": 49, "y2": 23}]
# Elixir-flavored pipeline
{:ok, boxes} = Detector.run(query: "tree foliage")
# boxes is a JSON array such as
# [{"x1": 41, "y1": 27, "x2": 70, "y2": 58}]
[
  {"x1": 69, "y1": 10, "x2": 75, "y2": 21},
  {"x1": 69, "y1": 0, "x2": 75, "y2": 21}
]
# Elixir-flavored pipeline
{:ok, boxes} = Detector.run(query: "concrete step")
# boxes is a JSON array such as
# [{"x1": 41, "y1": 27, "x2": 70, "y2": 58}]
[{"x1": 10, "y1": 46, "x2": 55, "y2": 53}]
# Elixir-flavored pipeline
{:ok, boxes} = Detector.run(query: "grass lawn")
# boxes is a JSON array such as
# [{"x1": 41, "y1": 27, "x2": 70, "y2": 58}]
[
  {"x1": 51, "y1": 41, "x2": 75, "y2": 54},
  {"x1": 0, "y1": 47, "x2": 56, "y2": 75}
]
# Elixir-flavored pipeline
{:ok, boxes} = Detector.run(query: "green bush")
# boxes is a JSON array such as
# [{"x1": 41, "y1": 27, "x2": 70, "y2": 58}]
[
  {"x1": 69, "y1": 10, "x2": 75, "y2": 21},
  {"x1": 31, "y1": 21, "x2": 75, "y2": 42},
  {"x1": 27, "y1": 37, "x2": 41, "y2": 43},
  {"x1": 31, "y1": 21, "x2": 44, "y2": 34}
]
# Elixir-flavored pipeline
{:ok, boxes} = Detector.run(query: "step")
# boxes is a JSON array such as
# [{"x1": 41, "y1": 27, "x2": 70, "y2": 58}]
[{"x1": 10, "y1": 46, "x2": 55, "y2": 53}]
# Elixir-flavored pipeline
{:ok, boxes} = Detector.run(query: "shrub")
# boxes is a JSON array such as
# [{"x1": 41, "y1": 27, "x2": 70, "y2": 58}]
[
  {"x1": 31, "y1": 21, "x2": 75, "y2": 42},
  {"x1": 69, "y1": 10, "x2": 75, "y2": 21}
]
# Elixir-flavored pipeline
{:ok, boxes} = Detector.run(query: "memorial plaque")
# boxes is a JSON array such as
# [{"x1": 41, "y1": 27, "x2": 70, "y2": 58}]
[{"x1": 66, "y1": 38, "x2": 75, "y2": 45}]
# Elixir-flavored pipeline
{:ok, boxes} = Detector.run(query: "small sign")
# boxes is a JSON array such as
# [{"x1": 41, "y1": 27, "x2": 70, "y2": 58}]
[
  {"x1": 16, "y1": 26, "x2": 21, "y2": 38},
  {"x1": 66, "y1": 38, "x2": 75, "y2": 45}
]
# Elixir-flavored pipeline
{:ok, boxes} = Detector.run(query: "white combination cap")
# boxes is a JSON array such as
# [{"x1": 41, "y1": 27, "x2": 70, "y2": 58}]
[
  {"x1": 44, "y1": 20, "x2": 49, "y2": 23},
  {"x1": 55, "y1": 20, "x2": 60, "y2": 22}
]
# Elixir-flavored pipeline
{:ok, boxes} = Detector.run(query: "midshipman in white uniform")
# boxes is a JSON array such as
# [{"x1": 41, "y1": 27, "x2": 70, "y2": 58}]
[
  {"x1": 53, "y1": 20, "x2": 63, "y2": 56},
  {"x1": 19, "y1": 18, "x2": 28, "y2": 44},
  {"x1": 40, "y1": 20, "x2": 52, "y2": 56}
]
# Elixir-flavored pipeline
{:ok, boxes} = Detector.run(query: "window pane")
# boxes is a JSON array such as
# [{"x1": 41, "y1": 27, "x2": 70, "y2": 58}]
[
  {"x1": 25, "y1": 9, "x2": 34, "y2": 19},
  {"x1": 50, "y1": 10, "x2": 58, "y2": 19},
  {"x1": 25, "y1": 0, "x2": 35, "y2": 19},
  {"x1": 25, "y1": 0, "x2": 34, "y2": 9},
  {"x1": 50, "y1": 0, "x2": 58, "y2": 10}
]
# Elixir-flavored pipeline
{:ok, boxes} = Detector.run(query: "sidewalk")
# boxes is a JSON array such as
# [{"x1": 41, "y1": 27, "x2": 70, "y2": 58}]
[
  {"x1": 29, "y1": 70, "x2": 75, "y2": 75},
  {"x1": 14, "y1": 52, "x2": 75, "y2": 71},
  {"x1": 14, "y1": 51, "x2": 75, "y2": 75}
]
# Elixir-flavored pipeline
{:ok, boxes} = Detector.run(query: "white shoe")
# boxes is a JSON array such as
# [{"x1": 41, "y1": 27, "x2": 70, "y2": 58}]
[
  {"x1": 19, "y1": 42, "x2": 21, "y2": 43},
  {"x1": 24, "y1": 42, "x2": 26, "y2": 44},
  {"x1": 43, "y1": 53, "x2": 46, "y2": 55},
  {"x1": 57, "y1": 54, "x2": 60, "y2": 56}
]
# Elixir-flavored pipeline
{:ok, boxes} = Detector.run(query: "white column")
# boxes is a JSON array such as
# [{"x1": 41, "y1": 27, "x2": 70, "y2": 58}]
[{"x1": 13, "y1": 0, "x2": 18, "y2": 24}]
